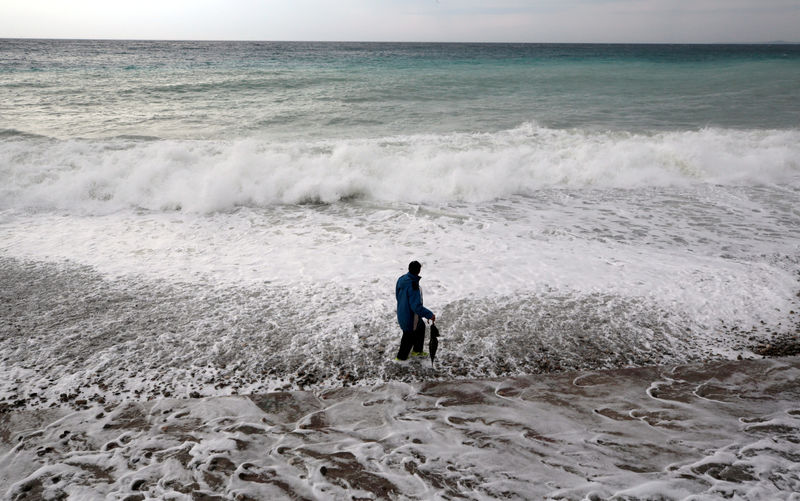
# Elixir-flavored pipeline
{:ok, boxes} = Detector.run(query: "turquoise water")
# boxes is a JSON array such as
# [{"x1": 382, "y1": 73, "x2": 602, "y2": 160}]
[{"x1": 2, "y1": 40, "x2": 799, "y2": 140}]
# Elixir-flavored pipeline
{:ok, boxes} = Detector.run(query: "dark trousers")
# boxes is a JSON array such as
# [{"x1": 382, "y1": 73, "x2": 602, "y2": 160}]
[{"x1": 396, "y1": 320, "x2": 426, "y2": 360}]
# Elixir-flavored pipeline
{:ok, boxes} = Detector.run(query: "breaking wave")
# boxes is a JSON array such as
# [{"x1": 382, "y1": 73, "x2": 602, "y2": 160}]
[{"x1": 1, "y1": 123, "x2": 799, "y2": 213}]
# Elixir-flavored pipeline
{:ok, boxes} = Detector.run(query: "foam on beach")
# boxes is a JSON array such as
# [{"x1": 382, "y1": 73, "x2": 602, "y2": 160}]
[
  {"x1": 1, "y1": 252, "x2": 798, "y2": 414},
  {"x1": 1, "y1": 357, "x2": 798, "y2": 500}
]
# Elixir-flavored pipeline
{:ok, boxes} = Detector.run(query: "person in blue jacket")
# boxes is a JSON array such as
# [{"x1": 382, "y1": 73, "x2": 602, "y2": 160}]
[{"x1": 395, "y1": 260, "x2": 436, "y2": 361}]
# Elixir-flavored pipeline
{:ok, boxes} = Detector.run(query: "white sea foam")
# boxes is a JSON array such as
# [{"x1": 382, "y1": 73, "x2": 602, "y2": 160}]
[
  {"x1": 1, "y1": 124, "x2": 798, "y2": 213},
  {"x1": 1, "y1": 178, "x2": 798, "y2": 403},
  {"x1": 2, "y1": 359, "x2": 799, "y2": 499},
  {"x1": 1, "y1": 122, "x2": 799, "y2": 413}
]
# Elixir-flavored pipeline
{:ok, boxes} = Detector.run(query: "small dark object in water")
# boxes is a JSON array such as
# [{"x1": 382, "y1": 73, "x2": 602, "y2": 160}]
[{"x1": 429, "y1": 323, "x2": 439, "y2": 368}]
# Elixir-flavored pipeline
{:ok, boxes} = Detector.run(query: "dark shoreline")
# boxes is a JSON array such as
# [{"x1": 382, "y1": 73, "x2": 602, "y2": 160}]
[{"x1": 751, "y1": 330, "x2": 800, "y2": 357}]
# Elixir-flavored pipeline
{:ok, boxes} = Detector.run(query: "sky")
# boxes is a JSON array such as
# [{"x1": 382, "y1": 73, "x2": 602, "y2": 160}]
[{"x1": 1, "y1": 0, "x2": 798, "y2": 43}]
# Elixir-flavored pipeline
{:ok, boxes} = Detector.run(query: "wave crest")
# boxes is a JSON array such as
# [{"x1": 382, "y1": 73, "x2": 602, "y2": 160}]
[{"x1": 1, "y1": 124, "x2": 798, "y2": 213}]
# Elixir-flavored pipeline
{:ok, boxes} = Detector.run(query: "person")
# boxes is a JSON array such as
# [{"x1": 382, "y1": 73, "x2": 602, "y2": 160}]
[{"x1": 395, "y1": 260, "x2": 436, "y2": 361}]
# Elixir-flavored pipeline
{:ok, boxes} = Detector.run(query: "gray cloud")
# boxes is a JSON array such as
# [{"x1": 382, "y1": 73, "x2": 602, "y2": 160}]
[{"x1": 1, "y1": 0, "x2": 797, "y2": 42}]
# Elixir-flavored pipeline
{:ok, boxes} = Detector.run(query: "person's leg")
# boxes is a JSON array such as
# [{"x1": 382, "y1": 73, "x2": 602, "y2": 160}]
[
  {"x1": 411, "y1": 321, "x2": 426, "y2": 354},
  {"x1": 396, "y1": 330, "x2": 415, "y2": 360}
]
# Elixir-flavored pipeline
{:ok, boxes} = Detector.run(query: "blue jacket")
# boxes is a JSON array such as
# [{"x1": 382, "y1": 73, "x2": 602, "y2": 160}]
[{"x1": 396, "y1": 272, "x2": 434, "y2": 332}]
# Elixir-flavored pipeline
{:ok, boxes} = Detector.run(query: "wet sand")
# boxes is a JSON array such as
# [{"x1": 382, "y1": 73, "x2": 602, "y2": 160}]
[{"x1": 2, "y1": 356, "x2": 799, "y2": 500}]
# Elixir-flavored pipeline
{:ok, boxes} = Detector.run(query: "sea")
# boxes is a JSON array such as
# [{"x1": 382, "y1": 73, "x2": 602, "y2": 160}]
[
  {"x1": 2, "y1": 39, "x2": 800, "y2": 393},
  {"x1": 2, "y1": 39, "x2": 800, "y2": 499}
]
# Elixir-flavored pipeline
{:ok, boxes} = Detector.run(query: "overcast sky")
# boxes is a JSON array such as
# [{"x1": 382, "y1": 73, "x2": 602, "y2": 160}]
[{"x1": 1, "y1": 0, "x2": 798, "y2": 43}]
